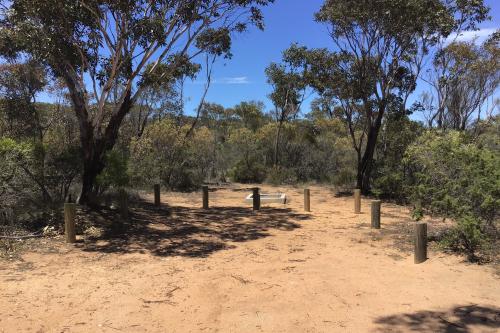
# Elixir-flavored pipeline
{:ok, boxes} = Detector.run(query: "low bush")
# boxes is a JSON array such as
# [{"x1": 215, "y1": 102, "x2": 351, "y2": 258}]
[
  {"x1": 229, "y1": 159, "x2": 266, "y2": 183},
  {"x1": 96, "y1": 150, "x2": 129, "y2": 192},
  {"x1": 265, "y1": 166, "x2": 297, "y2": 185},
  {"x1": 404, "y1": 131, "x2": 499, "y2": 259},
  {"x1": 440, "y1": 215, "x2": 490, "y2": 261}
]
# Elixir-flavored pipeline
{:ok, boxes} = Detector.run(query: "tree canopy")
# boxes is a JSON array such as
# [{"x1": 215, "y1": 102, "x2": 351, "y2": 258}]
[
  {"x1": 0, "y1": 0, "x2": 274, "y2": 204},
  {"x1": 272, "y1": 0, "x2": 490, "y2": 192}
]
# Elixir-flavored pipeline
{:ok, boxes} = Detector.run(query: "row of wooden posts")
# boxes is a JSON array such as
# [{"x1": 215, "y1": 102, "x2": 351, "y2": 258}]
[
  {"x1": 352, "y1": 189, "x2": 427, "y2": 263},
  {"x1": 63, "y1": 185, "x2": 427, "y2": 264}
]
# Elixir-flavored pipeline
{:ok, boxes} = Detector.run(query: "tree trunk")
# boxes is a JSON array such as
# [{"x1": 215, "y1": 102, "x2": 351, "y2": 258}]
[
  {"x1": 77, "y1": 92, "x2": 132, "y2": 205},
  {"x1": 78, "y1": 154, "x2": 105, "y2": 205},
  {"x1": 356, "y1": 160, "x2": 363, "y2": 190},
  {"x1": 55, "y1": 61, "x2": 135, "y2": 206},
  {"x1": 356, "y1": 128, "x2": 378, "y2": 194},
  {"x1": 356, "y1": 104, "x2": 385, "y2": 194},
  {"x1": 273, "y1": 121, "x2": 283, "y2": 167}
]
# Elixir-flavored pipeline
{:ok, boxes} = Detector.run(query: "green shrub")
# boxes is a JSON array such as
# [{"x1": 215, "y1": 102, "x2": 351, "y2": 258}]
[
  {"x1": 372, "y1": 110, "x2": 423, "y2": 200},
  {"x1": 331, "y1": 168, "x2": 356, "y2": 191},
  {"x1": 168, "y1": 167, "x2": 205, "y2": 191},
  {"x1": 265, "y1": 166, "x2": 297, "y2": 185},
  {"x1": 229, "y1": 159, "x2": 266, "y2": 183},
  {"x1": 372, "y1": 173, "x2": 405, "y2": 200},
  {"x1": 441, "y1": 215, "x2": 488, "y2": 261},
  {"x1": 96, "y1": 150, "x2": 129, "y2": 191},
  {"x1": 404, "y1": 131, "x2": 499, "y2": 259},
  {"x1": 129, "y1": 119, "x2": 218, "y2": 191}
]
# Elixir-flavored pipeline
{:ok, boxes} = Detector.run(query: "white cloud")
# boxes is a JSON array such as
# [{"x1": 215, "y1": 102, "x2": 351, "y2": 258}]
[
  {"x1": 216, "y1": 76, "x2": 250, "y2": 84},
  {"x1": 445, "y1": 28, "x2": 497, "y2": 44},
  {"x1": 187, "y1": 76, "x2": 251, "y2": 85}
]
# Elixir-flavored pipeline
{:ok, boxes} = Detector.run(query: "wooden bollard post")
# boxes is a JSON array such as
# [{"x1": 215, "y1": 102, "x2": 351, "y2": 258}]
[
  {"x1": 202, "y1": 185, "x2": 209, "y2": 209},
  {"x1": 118, "y1": 189, "x2": 129, "y2": 219},
  {"x1": 64, "y1": 203, "x2": 76, "y2": 243},
  {"x1": 304, "y1": 188, "x2": 311, "y2": 212},
  {"x1": 253, "y1": 187, "x2": 260, "y2": 211},
  {"x1": 371, "y1": 200, "x2": 381, "y2": 229},
  {"x1": 154, "y1": 184, "x2": 161, "y2": 207},
  {"x1": 354, "y1": 189, "x2": 361, "y2": 214},
  {"x1": 415, "y1": 222, "x2": 427, "y2": 264}
]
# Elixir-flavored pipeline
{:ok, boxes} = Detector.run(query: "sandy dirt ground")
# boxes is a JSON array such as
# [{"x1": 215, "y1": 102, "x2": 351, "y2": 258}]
[{"x1": 1, "y1": 184, "x2": 499, "y2": 333}]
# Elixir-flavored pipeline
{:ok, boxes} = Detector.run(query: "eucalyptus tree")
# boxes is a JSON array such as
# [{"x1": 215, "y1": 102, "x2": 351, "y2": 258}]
[
  {"x1": 0, "y1": 0, "x2": 273, "y2": 204},
  {"x1": 424, "y1": 32, "x2": 499, "y2": 130},
  {"x1": 266, "y1": 49, "x2": 309, "y2": 167},
  {"x1": 0, "y1": 60, "x2": 48, "y2": 141},
  {"x1": 128, "y1": 74, "x2": 187, "y2": 139},
  {"x1": 0, "y1": 60, "x2": 55, "y2": 202},
  {"x1": 230, "y1": 100, "x2": 266, "y2": 131},
  {"x1": 283, "y1": 0, "x2": 489, "y2": 193}
]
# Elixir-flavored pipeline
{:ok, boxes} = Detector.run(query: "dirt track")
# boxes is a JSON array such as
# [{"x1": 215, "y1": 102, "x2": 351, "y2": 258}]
[{"x1": 1, "y1": 185, "x2": 499, "y2": 332}]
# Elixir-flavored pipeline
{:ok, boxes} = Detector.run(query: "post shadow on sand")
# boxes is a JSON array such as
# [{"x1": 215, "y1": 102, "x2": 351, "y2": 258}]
[
  {"x1": 76, "y1": 199, "x2": 310, "y2": 258},
  {"x1": 373, "y1": 304, "x2": 500, "y2": 333}
]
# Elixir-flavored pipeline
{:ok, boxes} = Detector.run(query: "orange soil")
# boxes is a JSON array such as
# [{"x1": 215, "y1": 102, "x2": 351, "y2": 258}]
[{"x1": 1, "y1": 184, "x2": 499, "y2": 332}]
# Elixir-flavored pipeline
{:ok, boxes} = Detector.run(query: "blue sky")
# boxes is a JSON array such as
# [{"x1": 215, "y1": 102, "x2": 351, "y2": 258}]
[{"x1": 183, "y1": 0, "x2": 500, "y2": 118}]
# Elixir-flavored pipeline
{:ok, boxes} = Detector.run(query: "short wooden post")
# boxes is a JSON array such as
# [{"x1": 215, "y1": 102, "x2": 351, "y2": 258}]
[
  {"x1": 415, "y1": 222, "x2": 427, "y2": 264},
  {"x1": 118, "y1": 189, "x2": 129, "y2": 219},
  {"x1": 253, "y1": 187, "x2": 260, "y2": 211},
  {"x1": 354, "y1": 189, "x2": 361, "y2": 214},
  {"x1": 202, "y1": 185, "x2": 209, "y2": 209},
  {"x1": 371, "y1": 200, "x2": 381, "y2": 229},
  {"x1": 304, "y1": 188, "x2": 311, "y2": 212},
  {"x1": 154, "y1": 184, "x2": 161, "y2": 207},
  {"x1": 64, "y1": 203, "x2": 76, "y2": 243}
]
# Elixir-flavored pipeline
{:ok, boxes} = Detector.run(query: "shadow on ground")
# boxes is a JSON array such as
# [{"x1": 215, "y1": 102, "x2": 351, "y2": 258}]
[
  {"x1": 353, "y1": 207, "x2": 454, "y2": 255},
  {"x1": 373, "y1": 304, "x2": 500, "y2": 332},
  {"x1": 350, "y1": 210, "x2": 415, "y2": 254},
  {"x1": 76, "y1": 201, "x2": 310, "y2": 258}
]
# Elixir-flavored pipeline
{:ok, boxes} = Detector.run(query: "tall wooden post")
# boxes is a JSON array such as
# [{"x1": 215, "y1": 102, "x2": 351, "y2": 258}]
[
  {"x1": 118, "y1": 189, "x2": 129, "y2": 220},
  {"x1": 253, "y1": 187, "x2": 260, "y2": 211},
  {"x1": 304, "y1": 188, "x2": 311, "y2": 212},
  {"x1": 415, "y1": 222, "x2": 427, "y2": 264},
  {"x1": 354, "y1": 189, "x2": 361, "y2": 214},
  {"x1": 154, "y1": 184, "x2": 161, "y2": 207},
  {"x1": 64, "y1": 203, "x2": 76, "y2": 243},
  {"x1": 202, "y1": 185, "x2": 209, "y2": 209},
  {"x1": 371, "y1": 200, "x2": 381, "y2": 229}
]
